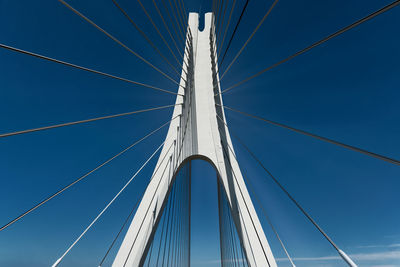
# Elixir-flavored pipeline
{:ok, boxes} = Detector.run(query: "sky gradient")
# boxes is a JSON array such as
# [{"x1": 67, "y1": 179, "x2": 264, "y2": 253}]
[{"x1": 0, "y1": 0, "x2": 399, "y2": 266}]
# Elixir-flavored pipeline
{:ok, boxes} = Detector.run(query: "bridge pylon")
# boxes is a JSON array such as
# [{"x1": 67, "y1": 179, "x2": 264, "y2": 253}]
[{"x1": 112, "y1": 12, "x2": 277, "y2": 267}]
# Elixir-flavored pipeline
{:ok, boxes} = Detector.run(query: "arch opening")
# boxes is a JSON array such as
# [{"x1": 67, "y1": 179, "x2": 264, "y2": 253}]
[{"x1": 139, "y1": 158, "x2": 250, "y2": 267}]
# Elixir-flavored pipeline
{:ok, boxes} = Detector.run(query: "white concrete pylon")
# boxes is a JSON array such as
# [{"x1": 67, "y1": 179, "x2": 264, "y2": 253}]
[{"x1": 112, "y1": 12, "x2": 277, "y2": 267}]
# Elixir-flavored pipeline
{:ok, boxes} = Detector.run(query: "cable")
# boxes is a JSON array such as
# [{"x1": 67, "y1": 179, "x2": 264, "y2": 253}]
[
  {"x1": 187, "y1": 161, "x2": 192, "y2": 266},
  {"x1": 219, "y1": 173, "x2": 252, "y2": 267},
  {"x1": 0, "y1": 115, "x2": 179, "y2": 232},
  {"x1": 111, "y1": 0, "x2": 184, "y2": 80},
  {"x1": 145, "y1": 231, "x2": 155, "y2": 267},
  {"x1": 57, "y1": 0, "x2": 181, "y2": 87},
  {"x1": 161, "y1": 0, "x2": 185, "y2": 46},
  {"x1": 217, "y1": 0, "x2": 236, "y2": 59},
  {"x1": 123, "y1": 83, "x2": 194, "y2": 264},
  {"x1": 98, "y1": 141, "x2": 176, "y2": 266},
  {"x1": 177, "y1": 0, "x2": 188, "y2": 26},
  {"x1": 0, "y1": 43, "x2": 181, "y2": 96},
  {"x1": 181, "y1": 164, "x2": 189, "y2": 266},
  {"x1": 246, "y1": 176, "x2": 296, "y2": 267},
  {"x1": 217, "y1": 178, "x2": 226, "y2": 266},
  {"x1": 162, "y1": 172, "x2": 176, "y2": 267},
  {"x1": 219, "y1": 0, "x2": 249, "y2": 66},
  {"x1": 227, "y1": 200, "x2": 239, "y2": 267},
  {"x1": 158, "y1": 122, "x2": 192, "y2": 266},
  {"x1": 222, "y1": 132, "x2": 296, "y2": 266},
  {"x1": 211, "y1": 0, "x2": 218, "y2": 36},
  {"x1": 212, "y1": 1, "x2": 217, "y2": 30},
  {"x1": 170, "y1": 178, "x2": 179, "y2": 266},
  {"x1": 215, "y1": 111, "x2": 267, "y2": 265},
  {"x1": 215, "y1": 114, "x2": 357, "y2": 266},
  {"x1": 51, "y1": 139, "x2": 166, "y2": 267},
  {"x1": 136, "y1": 0, "x2": 182, "y2": 69},
  {"x1": 212, "y1": 0, "x2": 237, "y2": 83},
  {"x1": 220, "y1": 104, "x2": 400, "y2": 166},
  {"x1": 155, "y1": 173, "x2": 171, "y2": 266},
  {"x1": 152, "y1": 0, "x2": 185, "y2": 60},
  {"x1": 220, "y1": 0, "x2": 400, "y2": 95},
  {"x1": 122, "y1": 154, "x2": 178, "y2": 266},
  {"x1": 170, "y1": 178, "x2": 179, "y2": 267},
  {"x1": 228, "y1": 201, "x2": 241, "y2": 267},
  {"x1": 160, "y1": 167, "x2": 174, "y2": 266},
  {"x1": 220, "y1": 0, "x2": 280, "y2": 80},
  {"x1": 98, "y1": 199, "x2": 137, "y2": 267},
  {"x1": 173, "y1": 0, "x2": 187, "y2": 40},
  {"x1": 167, "y1": 0, "x2": 186, "y2": 42},
  {"x1": 219, "y1": 139, "x2": 272, "y2": 266},
  {"x1": 147, "y1": 143, "x2": 177, "y2": 266},
  {"x1": 216, "y1": 0, "x2": 228, "y2": 55},
  {"x1": 215, "y1": 0, "x2": 224, "y2": 42},
  {"x1": 121, "y1": 62, "x2": 195, "y2": 264},
  {"x1": 0, "y1": 104, "x2": 179, "y2": 139}
]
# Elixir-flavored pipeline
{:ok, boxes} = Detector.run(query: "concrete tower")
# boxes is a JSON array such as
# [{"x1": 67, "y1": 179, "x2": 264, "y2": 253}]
[{"x1": 112, "y1": 13, "x2": 277, "y2": 267}]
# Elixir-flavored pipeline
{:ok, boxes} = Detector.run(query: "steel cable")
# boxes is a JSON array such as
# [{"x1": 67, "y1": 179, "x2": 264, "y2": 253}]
[
  {"x1": 216, "y1": 0, "x2": 229, "y2": 54},
  {"x1": 173, "y1": 0, "x2": 187, "y2": 40},
  {"x1": 219, "y1": 0, "x2": 249, "y2": 66},
  {"x1": 111, "y1": 0, "x2": 185, "y2": 80},
  {"x1": 51, "y1": 140, "x2": 166, "y2": 267},
  {"x1": 177, "y1": 0, "x2": 188, "y2": 26},
  {"x1": 161, "y1": 0, "x2": 186, "y2": 46},
  {"x1": 0, "y1": 43, "x2": 181, "y2": 96},
  {"x1": 220, "y1": 0, "x2": 280, "y2": 80},
  {"x1": 222, "y1": 131, "x2": 296, "y2": 266},
  {"x1": 220, "y1": 104, "x2": 400, "y2": 166},
  {"x1": 0, "y1": 116, "x2": 179, "y2": 232},
  {"x1": 58, "y1": 0, "x2": 181, "y2": 87},
  {"x1": 152, "y1": 0, "x2": 185, "y2": 60},
  {"x1": 167, "y1": 0, "x2": 186, "y2": 42},
  {"x1": 98, "y1": 140, "x2": 176, "y2": 266},
  {"x1": 215, "y1": 0, "x2": 225, "y2": 43},
  {"x1": 218, "y1": 0, "x2": 237, "y2": 59},
  {"x1": 0, "y1": 104, "x2": 179, "y2": 139},
  {"x1": 220, "y1": 0, "x2": 400, "y2": 95},
  {"x1": 216, "y1": 114, "x2": 358, "y2": 266},
  {"x1": 136, "y1": 0, "x2": 183, "y2": 69},
  {"x1": 219, "y1": 138, "x2": 272, "y2": 266}
]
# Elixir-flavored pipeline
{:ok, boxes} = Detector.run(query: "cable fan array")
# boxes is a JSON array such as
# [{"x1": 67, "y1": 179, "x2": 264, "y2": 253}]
[{"x1": 0, "y1": 0, "x2": 399, "y2": 266}]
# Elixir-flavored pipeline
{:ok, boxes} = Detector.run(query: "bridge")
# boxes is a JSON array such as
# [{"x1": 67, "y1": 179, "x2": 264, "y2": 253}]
[{"x1": 1, "y1": 0, "x2": 399, "y2": 266}]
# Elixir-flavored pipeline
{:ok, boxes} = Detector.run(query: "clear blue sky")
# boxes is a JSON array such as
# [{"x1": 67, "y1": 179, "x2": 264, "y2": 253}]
[{"x1": 0, "y1": 0, "x2": 399, "y2": 266}]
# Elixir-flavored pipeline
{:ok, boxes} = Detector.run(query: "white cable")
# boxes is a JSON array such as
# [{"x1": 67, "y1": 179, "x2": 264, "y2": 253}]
[{"x1": 52, "y1": 140, "x2": 166, "y2": 267}]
